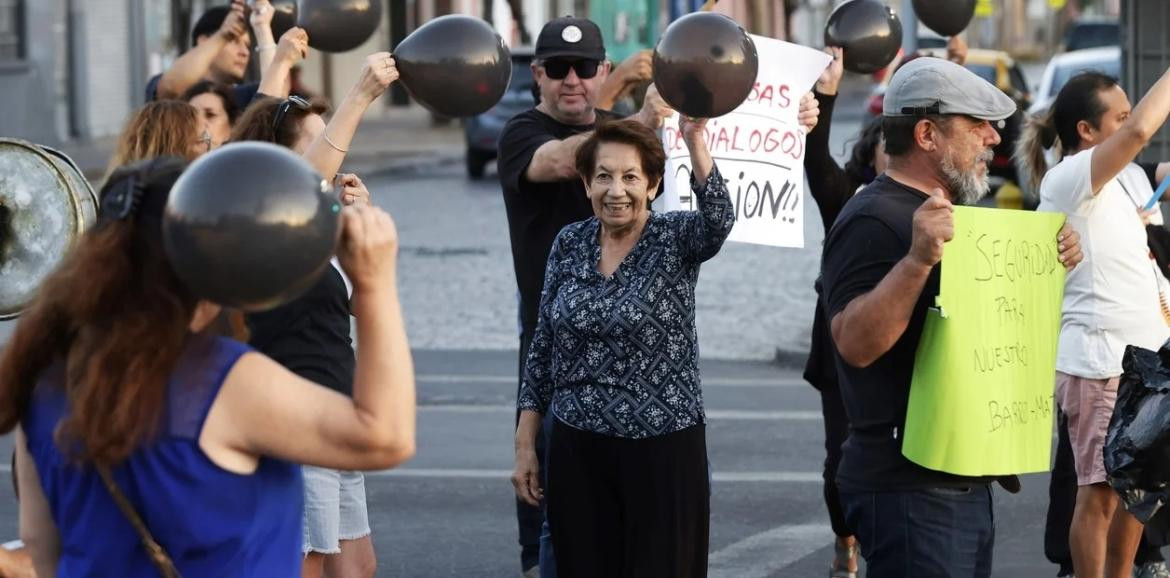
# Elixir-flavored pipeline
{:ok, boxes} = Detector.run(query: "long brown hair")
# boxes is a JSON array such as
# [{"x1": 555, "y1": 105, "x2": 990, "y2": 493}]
[
  {"x1": 1016, "y1": 112, "x2": 1058, "y2": 195},
  {"x1": 231, "y1": 96, "x2": 328, "y2": 149},
  {"x1": 0, "y1": 158, "x2": 198, "y2": 466},
  {"x1": 105, "y1": 101, "x2": 203, "y2": 183}
]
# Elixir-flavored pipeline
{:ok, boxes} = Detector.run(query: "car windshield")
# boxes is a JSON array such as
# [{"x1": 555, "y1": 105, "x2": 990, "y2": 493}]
[
  {"x1": 1050, "y1": 58, "x2": 1121, "y2": 96},
  {"x1": 1066, "y1": 24, "x2": 1119, "y2": 52},
  {"x1": 510, "y1": 62, "x2": 534, "y2": 95},
  {"x1": 967, "y1": 64, "x2": 996, "y2": 84},
  {"x1": 918, "y1": 37, "x2": 948, "y2": 49}
]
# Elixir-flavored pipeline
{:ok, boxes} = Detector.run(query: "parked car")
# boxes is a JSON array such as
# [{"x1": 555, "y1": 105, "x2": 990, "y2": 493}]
[
  {"x1": 1062, "y1": 17, "x2": 1120, "y2": 53},
  {"x1": 1028, "y1": 46, "x2": 1121, "y2": 117},
  {"x1": 871, "y1": 32, "x2": 949, "y2": 83},
  {"x1": 916, "y1": 35, "x2": 949, "y2": 50},
  {"x1": 463, "y1": 47, "x2": 536, "y2": 179}
]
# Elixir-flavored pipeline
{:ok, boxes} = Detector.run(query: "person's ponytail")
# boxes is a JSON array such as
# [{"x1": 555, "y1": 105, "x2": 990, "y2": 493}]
[{"x1": 1015, "y1": 110, "x2": 1060, "y2": 197}]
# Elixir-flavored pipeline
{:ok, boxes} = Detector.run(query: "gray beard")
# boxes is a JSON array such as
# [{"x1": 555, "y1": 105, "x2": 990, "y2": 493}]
[{"x1": 941, "y1": 149, "x2": 994, "y2": 206}]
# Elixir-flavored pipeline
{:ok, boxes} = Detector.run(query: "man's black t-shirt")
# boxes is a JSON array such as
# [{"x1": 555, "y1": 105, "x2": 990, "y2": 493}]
[
  {"x1": 145, "y1": 73, "x2": 260, "y2": 110},
  {"x1": 821, "y1": 174, "x2": 995, "y2": 492},
  {"x1": 497, "y1": 108, "x2": 603, "y2": 338},
  {"x1": 246, "y1": 264, "x2": 355, "y2": 395}
]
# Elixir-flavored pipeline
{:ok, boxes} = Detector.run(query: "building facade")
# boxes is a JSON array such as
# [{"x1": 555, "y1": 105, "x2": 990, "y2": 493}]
[
  {"x1": 0, "y1": 0, "x2": 410, "y2": 145},
  {"x1": 1122, "y1": 0, "x2": 1169, "y2": 163},
  {"x1": 30, "y1": 1, "x2": 1152, "y2": 149},
  {"x1": 0, "y1": 0, "x2": 219, "y2": 145}
]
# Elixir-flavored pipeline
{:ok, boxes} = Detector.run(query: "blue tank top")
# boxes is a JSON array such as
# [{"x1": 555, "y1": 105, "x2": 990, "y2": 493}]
[{"x1": 23, "y1": 334, "x2": 303, "y2": 577}]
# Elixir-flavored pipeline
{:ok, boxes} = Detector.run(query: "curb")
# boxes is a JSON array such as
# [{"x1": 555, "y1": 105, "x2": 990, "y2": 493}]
[
  {"x1": 773, "y1": 347, "x2": 809, "y2": 370},
  {"x1": 350, "y1": 150, "x2": 465, "y2": 179},
  {"x1": 81, "y1": 168, "x2": 106, "y2": 184},
  {"x1": 76, "y1": 153, "x2": 466, "y2": 187},
  {"x1": 74, "y1": 150, "x2": 467, "y2": 186}
]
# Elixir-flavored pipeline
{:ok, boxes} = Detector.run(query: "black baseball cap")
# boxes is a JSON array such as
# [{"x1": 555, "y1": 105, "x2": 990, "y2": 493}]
[{"x1": 535, "y1": 17, "x2": 606, "y2": 61}]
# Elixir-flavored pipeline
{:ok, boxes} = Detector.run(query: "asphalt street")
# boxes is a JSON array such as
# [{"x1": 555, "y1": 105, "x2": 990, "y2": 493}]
[
  {"x1": 0, "y1": 347, "x2": 1079, "y2": 577},
  {"x1": 0, "y1": 159, "x2": 1099, "y2": 577},
  {"x1": 0, "y1": 72, "x2": 1110, "y2": 576}
]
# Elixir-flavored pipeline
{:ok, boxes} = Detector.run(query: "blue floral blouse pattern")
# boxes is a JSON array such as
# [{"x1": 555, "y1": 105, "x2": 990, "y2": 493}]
[{"x1": 518, "y1": 165, "x2": 735, "y2": 439}]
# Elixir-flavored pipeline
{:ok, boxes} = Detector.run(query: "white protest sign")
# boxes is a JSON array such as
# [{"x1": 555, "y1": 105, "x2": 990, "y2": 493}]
[{"x1": 657, "y1": 37, "x2": 831, "y2": 248}]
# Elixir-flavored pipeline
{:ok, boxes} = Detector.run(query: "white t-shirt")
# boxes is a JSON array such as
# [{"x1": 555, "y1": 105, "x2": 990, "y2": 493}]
[{"x1": 1037, "y1": 148, "x2": 1170, "y2": 379}]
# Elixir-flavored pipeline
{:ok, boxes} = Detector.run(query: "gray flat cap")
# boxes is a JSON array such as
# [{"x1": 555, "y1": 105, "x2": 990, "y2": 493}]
[{"x1": 883, "y1": 57, "x2": 1017, "y2": 121}]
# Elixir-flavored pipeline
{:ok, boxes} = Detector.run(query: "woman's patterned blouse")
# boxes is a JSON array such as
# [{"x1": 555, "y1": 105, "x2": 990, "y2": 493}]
[{"x1": 518, "y1": 165, "x2": 735, "y2": 438}]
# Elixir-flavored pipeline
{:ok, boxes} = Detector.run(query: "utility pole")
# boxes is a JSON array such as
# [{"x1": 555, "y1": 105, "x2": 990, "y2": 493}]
[
  {"x1": 507, "y1": 0, "x2": 532, "y2": 44},
  {"x1": 389, "y1": 0, "x2": 409, "y2": 106},
  {"x1": 484, "y1": 0, "x2": 532, "y2": 44},
  {"x1": 901, "y1": 0, "x2": 919, "y2": 54},
  {"x1": 747, "y1": 0, "x2": 769, "y2": 36}
]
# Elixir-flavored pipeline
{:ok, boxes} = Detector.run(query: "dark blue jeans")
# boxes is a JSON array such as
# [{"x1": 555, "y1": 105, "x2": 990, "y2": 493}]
[{"x1": 841, "y1": 484, "x2": 995, "y2": 578}]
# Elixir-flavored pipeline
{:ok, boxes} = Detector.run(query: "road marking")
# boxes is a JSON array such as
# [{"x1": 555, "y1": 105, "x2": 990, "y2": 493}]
[
  {"x1": 705, "y1": 410, "x2": 819, "y2": 421},
  {"x1": 708, "y1": 522, "x2": 834, "y2": 578},
  {"x1": 417, "y1": 374, "x2": 807, "y2": 388},
  {"x1": 0, "y1": 463, "x2": 819, "y2": 483},
  {"x1": 362, "y1": 468, "x2": 820, "y2": 483},
  {"x1": 417, "y1": 405, "x2": 820, "y2": 421},
  {"x1": 365, "y1": 468, "x2": 509, "y2": 479},
  {"x1": 713, "y1": 472, "x2": 821, "y2": 482}
]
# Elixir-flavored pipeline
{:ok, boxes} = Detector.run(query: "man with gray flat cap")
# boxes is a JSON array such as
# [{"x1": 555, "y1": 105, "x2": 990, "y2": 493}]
[{"x1": 820, "y1": 57, "x2": 1085, "y2": 576}]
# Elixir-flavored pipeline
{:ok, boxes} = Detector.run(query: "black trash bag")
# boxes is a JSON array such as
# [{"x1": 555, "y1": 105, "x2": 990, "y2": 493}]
[{"x1": 1104, "y1": 342, "x2": 1170, "y2": 545}]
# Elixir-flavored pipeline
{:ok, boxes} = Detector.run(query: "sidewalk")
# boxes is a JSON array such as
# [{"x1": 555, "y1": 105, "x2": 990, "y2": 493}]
[
  {"x1": 54, "y1": 104, "x2": 466, "y2": 184},
  {"x1": 342, "y1": 105, "x2": 466, "y2": 178}
]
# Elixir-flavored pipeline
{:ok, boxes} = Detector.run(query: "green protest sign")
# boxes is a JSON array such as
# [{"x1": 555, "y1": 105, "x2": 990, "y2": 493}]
[{"x1": 903, "y1": 206, "x2": 1066, "y2": 476}]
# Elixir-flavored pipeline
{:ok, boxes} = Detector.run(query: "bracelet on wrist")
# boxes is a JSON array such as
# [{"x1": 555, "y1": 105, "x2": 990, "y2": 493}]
[
  {"x1": 323, "y1": 130, "x2": 349, "y2": 154},
  {"x1": 255, "y1": 44, "x2": 276, "y2": 53}
]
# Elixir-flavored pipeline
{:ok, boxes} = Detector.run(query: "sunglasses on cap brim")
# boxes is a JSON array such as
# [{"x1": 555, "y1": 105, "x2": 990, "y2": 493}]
[{"x1": 542, "y1": 59, "x2": 601, "y2": 81}]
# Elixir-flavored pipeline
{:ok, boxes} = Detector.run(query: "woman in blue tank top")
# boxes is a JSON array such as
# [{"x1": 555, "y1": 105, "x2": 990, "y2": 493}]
[{"x1": 0, "y1": 157, "x2": 416, "y2": 577}]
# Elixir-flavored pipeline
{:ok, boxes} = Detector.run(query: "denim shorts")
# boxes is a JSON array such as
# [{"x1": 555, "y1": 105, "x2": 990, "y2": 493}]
[{"x1": 302, "y1": 466, "x2": 371, "y2": 554}]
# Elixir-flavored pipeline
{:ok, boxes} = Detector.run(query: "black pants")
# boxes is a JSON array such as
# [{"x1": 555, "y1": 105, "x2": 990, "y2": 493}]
[
  {"x1": 1044, "y1": 409, "x2": 1163, "y2": 576},
  {"x1": 546, "y1": 420, "x2": 710, "y2": 578},
  {"x1": 819, "y1": 380, "x2": 852, "y2": 537},
  {"x1": 516, "y1": 332, "x2": 545, "y2": 572}
]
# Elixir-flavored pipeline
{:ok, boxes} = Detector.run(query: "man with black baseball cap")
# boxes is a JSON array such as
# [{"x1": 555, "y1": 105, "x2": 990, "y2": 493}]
[
  {"x1": 533, "y1": 16, "x2": 606, "y2": 62},
  {"x1": 820, "y1": 57, "x2": 1084, "y2": 576},
  {"x1": 498, "y1": 15, "x2": 673, "y2": 578}
]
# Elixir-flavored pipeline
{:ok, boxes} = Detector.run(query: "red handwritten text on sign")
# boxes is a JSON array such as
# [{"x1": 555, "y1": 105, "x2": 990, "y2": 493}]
[
  {"x1": 662, "y1": 120, "x2": 804, "y2": 160},
  {"x1": 744, "y1": 83, "x2": 793, "y2": 109}
]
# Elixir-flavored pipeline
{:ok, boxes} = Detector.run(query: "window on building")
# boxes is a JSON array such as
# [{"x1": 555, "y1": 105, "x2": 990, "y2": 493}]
[{"x1": 0, "y1": 0, "x2": 23, "y2": 61}]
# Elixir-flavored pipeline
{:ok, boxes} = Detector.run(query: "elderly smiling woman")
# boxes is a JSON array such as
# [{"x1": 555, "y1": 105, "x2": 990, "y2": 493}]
[{"x1": 511, "y1": 117, "x2": 733, "y2": 578}]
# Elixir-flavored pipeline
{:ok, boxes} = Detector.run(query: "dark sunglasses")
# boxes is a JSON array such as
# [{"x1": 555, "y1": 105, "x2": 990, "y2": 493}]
[
  {"x1": 542, "y1": 59, "x2": 601, "y2": 80},
  {"x1": 272, "y1": 95, "x2": 311, "y2": 138}
]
